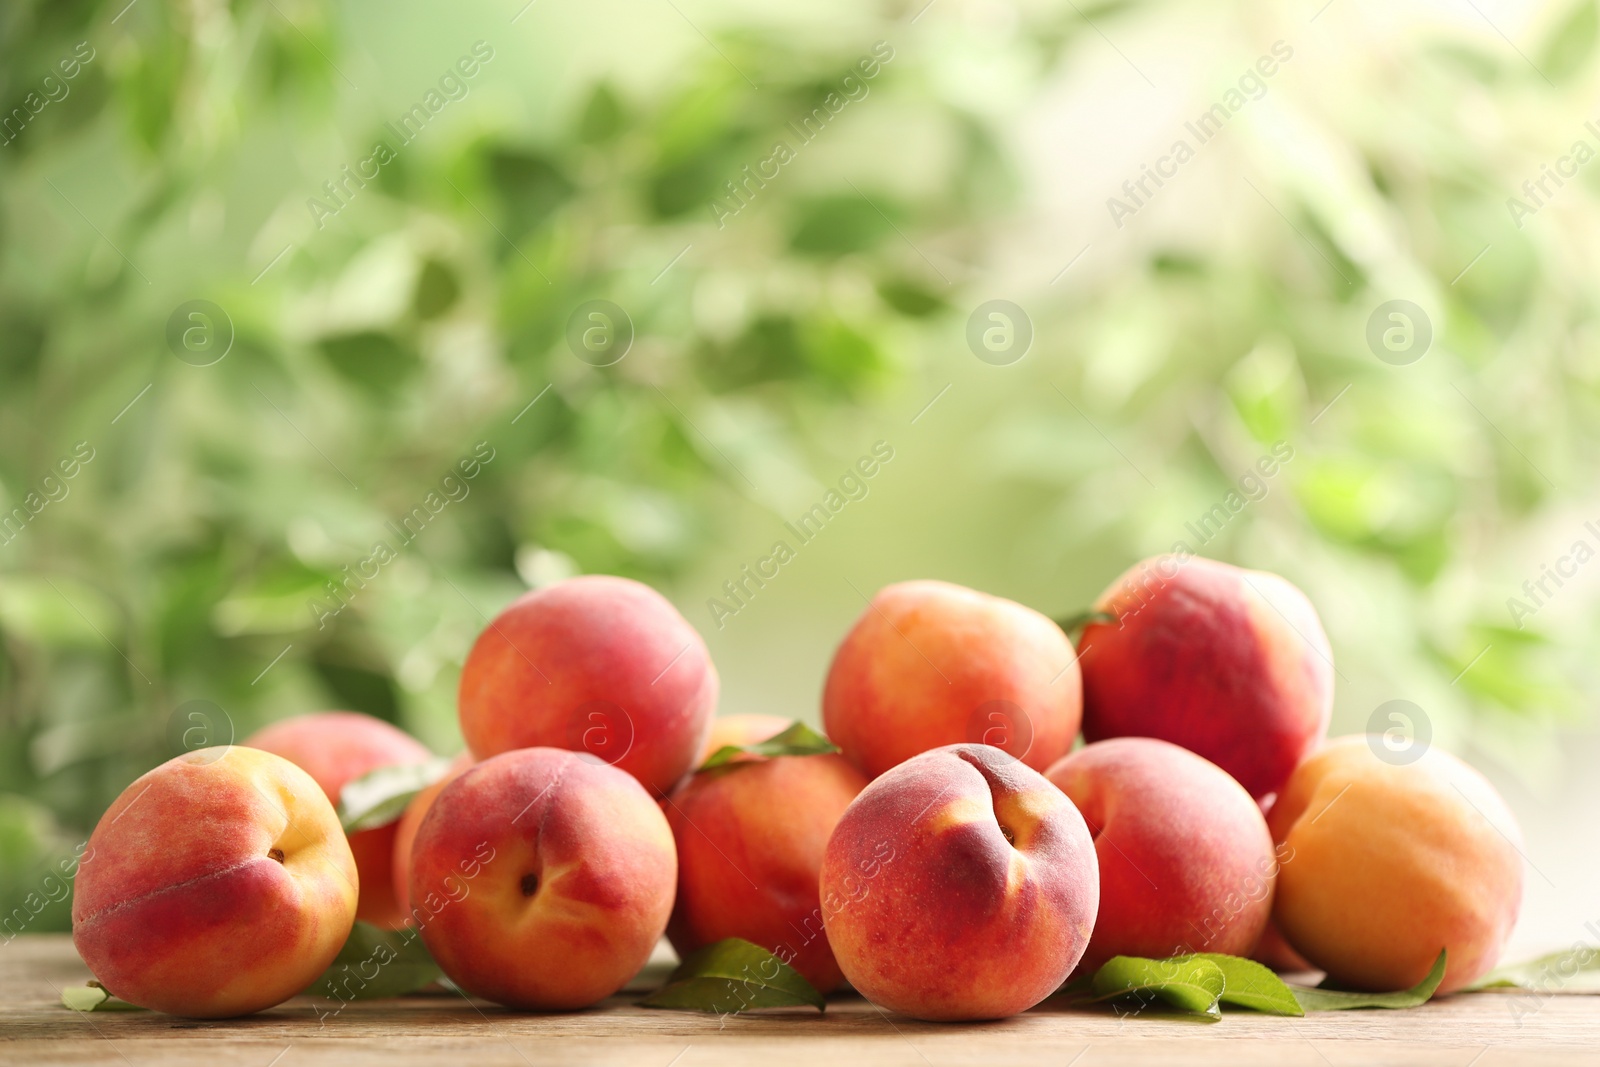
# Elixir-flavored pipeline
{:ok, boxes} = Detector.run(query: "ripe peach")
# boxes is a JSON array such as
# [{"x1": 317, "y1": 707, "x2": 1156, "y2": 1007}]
[
  {"x1": 823, "y1": 580, "x2": 1081, "y2": 779},
  {"x1": 243, "y1": 711, "x2": 432, "y2": 928},
  {"x1": 665, "y1": 752, "x2": 868, "y2": 992},
  {"x1": 458, "y1": 575, "x2": 718, "y2": 796},
  {"x1": 1078, "y1": 555, "x2": 1334, "y2": 801},
  {"x1": 820, "y1": 743, "x2": 1098, "y2": 1020},
  {"x1": 1268, "y1": 736, "x2": 1523, "y2": 993},
  {"x1": 72, "y1": 747, "x2": 358, "y2": 1017},
  {"x1": 697, "y1": 713, "x2": 791, "y2": 763},
  {"x1": 391, "y1": 752, "x2": 473, "y2": 918},
  {"x1": 409, "y1": 747, "x2": 676, "y2": 1009},
  {"x1": 1046, "y1": 738, "x2": 1276, "y2": 973}
]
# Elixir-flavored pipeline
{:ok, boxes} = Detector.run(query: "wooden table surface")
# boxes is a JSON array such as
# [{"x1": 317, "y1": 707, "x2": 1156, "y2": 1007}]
[{"x1": 3, "y1": 935, "x2": 1595, "y2": 1066}]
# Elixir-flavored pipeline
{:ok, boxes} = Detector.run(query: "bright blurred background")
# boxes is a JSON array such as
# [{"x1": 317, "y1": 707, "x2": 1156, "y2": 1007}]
[{"x1": 3, "y1": 0, "x2": 1599, "y2": 956}]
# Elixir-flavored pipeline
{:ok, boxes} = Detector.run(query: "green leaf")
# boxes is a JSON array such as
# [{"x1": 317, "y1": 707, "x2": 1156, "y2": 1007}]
[
  {"x1": 1090, "y1": 955, "x2": 1226, "y2": 1019},
  {"x1": 1172, "y1": 953, "x2": 1304, "y2": 1016},
  {"x1": 307, "y1": 921, "x2": 442, "y2": 1001},
  {"x1": 698, "y1": 721, "x2": 838, "y2": 770},
  {"x1": 61, "y1": 983, "x2": 144, "y2": 1012},
  {"x1": 1289, "y1": 950, "x2": 1447, "y2": 1011},
  {"x1": 640, "y1": 938, "x2": 824, "y2": 1013},
  {"x1": 338, "y1": 757, "x2": 452, "y2": 833},
  {"x1": 1540, "y1": 0, "x2": 1597, "y2": 83},
  {"x1": 1055, "y1": 609, "x2": 1116, "y2": 635},
  {"x1": 1466, "y1": 948, "x2": 1600, "y2": 993}
]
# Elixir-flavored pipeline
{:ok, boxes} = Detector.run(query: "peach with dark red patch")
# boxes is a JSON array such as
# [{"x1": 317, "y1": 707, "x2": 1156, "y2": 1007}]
[
  {"x1": 665, "y1": 751, "x2": 867, "y2": 992},
  {"x1": 244, "y1": 711, "x2": 433, "y2": 929},
  {"x1": 820, "y1": 743, "x2": 1098, "y2": 1020},
  {"x1": 1078, "y1": 555, "x2": 1334, "y2": 802},
  {"x1": 458, "y1": 575, "x2": 718, "y2": 797},
  {"x1": 409, "y1": 747, "x2": 676, "y2": 1010},
  {"x1": 1046, "y1": 737, "x2": 1277, "y2": 974},
  {"x1": 71, "y1": 747, "x2": 358, "y2": 1017}
]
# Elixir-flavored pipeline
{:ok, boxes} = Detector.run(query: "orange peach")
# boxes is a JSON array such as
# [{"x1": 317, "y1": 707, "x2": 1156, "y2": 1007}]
[
  {"x1": 244, "y1": 711, "x2": 433, "y2": 929},
  {"x1": 71, "y1": 747, "x2": 358, "y2": 1017},
  {"x1": 1078, "y1": 555, "x2": 1334, "y2": 802},
  {"x1": 665, "y1": 751, "x2": 868, "y2": 992},
  {"x1": 391, "y1": 752, "x2": 474, "y2": 917},
  {"x1": 820, "y1": 743, "x2": 1098, "y2": 1020},
  {"x1": 696, "y1": 713, "x2": 791, "y2": 763},
  {"x1": 409, "y1": 747, "x2": 676, "y2": 1009},
  {"x1": 1268, "y1": 735, "x2": 1523, "y2": 993},
  {"x1": 458, "y1": 575, "x2": 718, "y2": 796},
  {"x1": 823, "y1": 580, "x2": 1082, "y2": 779},
  {"x1": 1046, "y1": 738, "x2": 1276, "y2": 973}
]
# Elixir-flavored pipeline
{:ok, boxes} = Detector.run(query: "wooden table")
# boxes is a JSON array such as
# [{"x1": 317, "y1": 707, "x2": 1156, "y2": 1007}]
[{"x1": 3, "y1": 936, "x2": 1594, "y2": 1066}]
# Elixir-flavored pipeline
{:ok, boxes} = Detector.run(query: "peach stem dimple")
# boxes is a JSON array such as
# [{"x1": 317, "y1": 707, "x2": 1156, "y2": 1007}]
[
  {"x1": 268, "y1": 848, "x2": 285, "y2": 863},
  {"x1": 520, "y1": 873, "x2": 539, "y2": 896}
]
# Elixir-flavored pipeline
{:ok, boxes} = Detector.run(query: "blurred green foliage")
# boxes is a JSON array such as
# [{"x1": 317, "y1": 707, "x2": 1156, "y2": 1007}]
[{"x1": 2, "y1": 0, "x2": 1599, "y2": 933}]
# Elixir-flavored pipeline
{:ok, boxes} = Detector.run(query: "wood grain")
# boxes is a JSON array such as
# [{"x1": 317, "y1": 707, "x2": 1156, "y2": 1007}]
[{"x1": 3, "y1": 936, "x2": 1595, "y2": 1066}]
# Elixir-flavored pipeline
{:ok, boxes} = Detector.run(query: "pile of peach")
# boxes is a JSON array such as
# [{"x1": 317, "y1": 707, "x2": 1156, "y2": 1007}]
[{"x1": 70, "y1": 557, "x2": 1523, "y2": 1021}]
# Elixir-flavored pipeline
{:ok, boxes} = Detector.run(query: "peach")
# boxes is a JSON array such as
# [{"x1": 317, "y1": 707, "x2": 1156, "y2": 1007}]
[
  {"x1": 409, "y1": 747, "x2": 676, "y2": 1009},
  {"x1": 244, "y1": 711, "x2": 433, "y2": 928},
  {"x1": 1268, "y1": 736, "x2": 1523, "y2": 993},
  {"x1": 71, "y1": 747, "x2": 358, "y2": 1017},
  {"x1": 823, "y1": 580, "x2": 1081, "y2": 779},
  {"x1": 1046, "y1": 738, "x2": 1276, "y2": 973},
  {"x1": 1078, "y1": 555, "x2": 1334, "y2": 801},
  {"x1": 697, "y1": 713, "x2": 791, "y2": 763},
  {"x1": 458, "y1": 575, "x2": 718, "y2": 796},
  {"x1": 665, "y1": 751, "x2": 868, "y2": 992},
  {"x1": 1253, "y1": 915, "x2": 1314, "y2": 973},
  {"x1": 391, "y1": 752, "x2": 474, "y2": 917},
  {"x1": 820, "y1": 743, "x2": 1098, "y2": 1020}
]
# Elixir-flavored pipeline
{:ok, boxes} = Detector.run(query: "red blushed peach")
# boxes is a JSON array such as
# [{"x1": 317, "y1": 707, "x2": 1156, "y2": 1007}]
[
  {"x1": 1046, "y1": 738, "x2": 1277, "y2": 974},
  {"x1": 820, "y1": 743, "x2": 1098, "y2": 1021},
  {"x1": 823, "y1": 580, "x2": 1082, "y2": 780},
  {"x1": 696, "y1": 713, "x2": 791, "y2": 763},
  {"x1": 410, "y1": 747, "x2": 676, "y2": 1010},
  {"x1": 458, "y1": 575, "x2": 718, "y2": 797},
  {"x1": 1268, "y1": 736, "x2": 1523, "y2": 994},
  {"x1": 665, "y1": 752, "x2": 868, "y2": 992},
  {"x1": 1078, "y1": 555, "x2": 1334, "y2": 802},
  {"x1": 71, "y1": 747, "x2": 358, "y2": 1017},
  {"x1": 392, "y1": 752, "x2": 474, "y2": 918},
  {"x1": 244, "y1": 711, "x2": 433, "y2": 929}
]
